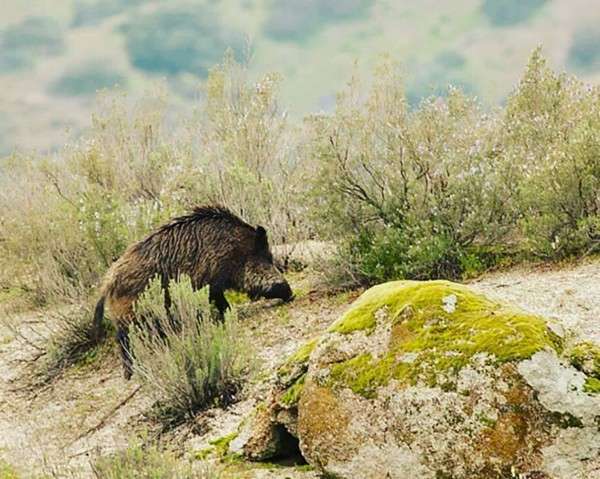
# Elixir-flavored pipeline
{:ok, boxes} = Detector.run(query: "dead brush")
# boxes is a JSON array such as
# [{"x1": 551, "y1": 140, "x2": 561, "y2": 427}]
[{"x1": 35, "y1": 302, "x2": 110, "y2": 383}]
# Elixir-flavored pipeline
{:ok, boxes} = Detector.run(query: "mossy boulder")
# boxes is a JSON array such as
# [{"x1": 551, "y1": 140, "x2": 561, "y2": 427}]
[{"x1": 235, "y1": 281, "x2": 600, "y2": 478}]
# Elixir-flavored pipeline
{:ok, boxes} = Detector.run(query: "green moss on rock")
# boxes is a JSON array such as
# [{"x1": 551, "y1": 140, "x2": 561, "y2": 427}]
[
  {"x1": 329, "y1": 353, "x2": 411, "y2": 398},
  {"x1": 583, "y1": 377, "x2": 600, "y2": 394},
  {"x1": 287, "y1": 339, "x2": 318, "y2": 365},
  {"x1": 278, "y1": 339, "x2": 318, "y2": 380},
  {"x1": 280, "y1": 373, "x2": 306, "y2": 406},
  {"x1": 209, "y1": 432, "x2": 238, "y2": 457},
  {"x1": 326, "y1": 281, "x2": 562, "y2": 396},
  {"x1": 569, "y1": 341, "x2": 600, "y2": 379}
]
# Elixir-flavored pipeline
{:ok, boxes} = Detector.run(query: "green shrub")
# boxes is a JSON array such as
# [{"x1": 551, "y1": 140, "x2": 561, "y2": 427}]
[
  {"x1": 130, "y1": 276, "x2": 252, "y2": 425},
  {"x1": 502, "y1": 49, "x2": 600, "y2": 257},
  {"x1": 92, "y1": 442, "x2": 221, "y2": 478},
  {"x1": 0, "y1": 16, "x2": 65, "y2": 71},
  {"x1": 264, "y1": 0, "x2": 373, "y2": 42},
  {"x1": 122, "y1": 6, "x2": 242, "y2": 77},
  {"x1": 311, "y1": 50, "x2": 600, "y2": 284},
  {"x1": 347, "y1": 229, "x2": 473, "y2": 283},
  {"x1": 50, "y1": 61, "x2": 127, "y2": 96},
  {"x1": 481, "y1": 0, "x2": 548, "y2": 26},
  {"x1": 311, "y1": 59, "x2": 509, "y2": 283},
  {"x1": 568, "y1": 27, "x2": 600, "y2": 73}
]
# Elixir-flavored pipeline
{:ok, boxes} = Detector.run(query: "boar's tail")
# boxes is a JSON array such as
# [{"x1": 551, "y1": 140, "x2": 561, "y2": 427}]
[{"x1": 92, "y1": 296, "x2": 106, "y2": 343}]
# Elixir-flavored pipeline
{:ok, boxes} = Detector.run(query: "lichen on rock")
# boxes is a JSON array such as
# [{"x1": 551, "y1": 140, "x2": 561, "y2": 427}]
[
  {"x1": 326, "y1": 280, "x2": 562, "y2": 394},
  {"x1": 235, "y1": 280, "x2": 600, "y2": 479},
  {"x1": 517, "y1": 350, "x2": 600, "y2": 424}
]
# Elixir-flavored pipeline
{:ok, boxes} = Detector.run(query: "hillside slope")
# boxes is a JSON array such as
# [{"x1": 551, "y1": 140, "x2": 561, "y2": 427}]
[
  {"x1": 1, "y1": 0, "x2": 600, "y2": 154},
  {"x1": 0, "y1": 259, "x2": 598, "y2": 477}
]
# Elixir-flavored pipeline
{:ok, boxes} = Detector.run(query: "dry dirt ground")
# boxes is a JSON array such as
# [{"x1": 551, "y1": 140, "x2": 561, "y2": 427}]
[{"x1": 0, "y1": 260, "x2": 598, "y2": 478}]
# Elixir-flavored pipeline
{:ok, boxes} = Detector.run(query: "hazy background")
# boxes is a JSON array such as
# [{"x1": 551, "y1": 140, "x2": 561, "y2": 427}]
[{"x1": 1, "y1": 0, "x2": 599, "y2": 155}]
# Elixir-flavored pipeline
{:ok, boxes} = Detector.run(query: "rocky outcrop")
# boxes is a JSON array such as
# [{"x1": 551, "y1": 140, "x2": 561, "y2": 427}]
[{"x1": 232, "y1": 280, "x2": 600, "y2": 479}]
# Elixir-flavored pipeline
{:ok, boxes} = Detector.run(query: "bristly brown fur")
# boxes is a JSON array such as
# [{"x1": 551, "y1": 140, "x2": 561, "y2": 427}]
[
  {"x1": 94, "y1": 204, "x2": 292, "y2": 379},
  {"x1": 101, "y1": 205, "x2": 257, "y2": 313},
  {"x1": 140, "y1": 205, "x2": 254, "y2": 245}
]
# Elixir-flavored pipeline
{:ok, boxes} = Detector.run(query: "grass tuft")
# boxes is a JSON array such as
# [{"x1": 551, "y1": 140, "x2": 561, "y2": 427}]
[
  {"x1": 91, "y1": 442, "x2": 222, "y2": 478},
  {"x1": 37, "y1": 302, "x2": 109, "y2": 382}
]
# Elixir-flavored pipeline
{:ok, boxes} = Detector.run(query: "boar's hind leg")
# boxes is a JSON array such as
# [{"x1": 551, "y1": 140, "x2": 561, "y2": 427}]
[
  {"x1": 209, "y1": 287, "x2": 230, "y2": 319},
  {"x1": 117, "y1": 326, "x2": 133, "y2": 380}
]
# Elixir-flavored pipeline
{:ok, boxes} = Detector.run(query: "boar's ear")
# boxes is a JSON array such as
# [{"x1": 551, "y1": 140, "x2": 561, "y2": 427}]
[{"x1": 255, "y1": 225, "x2": 269, "y2": 253}]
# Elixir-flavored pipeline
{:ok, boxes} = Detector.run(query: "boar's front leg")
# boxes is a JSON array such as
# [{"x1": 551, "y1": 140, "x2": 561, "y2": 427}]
[{"x1": 209, "y1": 287, "x2": 230, "y2": 319}]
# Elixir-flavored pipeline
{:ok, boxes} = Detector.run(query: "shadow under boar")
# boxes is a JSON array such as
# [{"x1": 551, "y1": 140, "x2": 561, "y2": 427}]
[{"x1": 93, "y1": 205, "x2": 293, "y2": 379}]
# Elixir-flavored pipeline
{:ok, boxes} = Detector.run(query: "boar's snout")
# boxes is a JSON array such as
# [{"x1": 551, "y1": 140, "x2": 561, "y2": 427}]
[{"x1": 264, "y1": 281, "x2": 293, "y2": 302}]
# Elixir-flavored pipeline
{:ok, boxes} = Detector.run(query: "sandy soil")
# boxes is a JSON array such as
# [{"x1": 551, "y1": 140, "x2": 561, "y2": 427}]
[{"x1": 0, "y1": 260, "x2": 598, "y2": 477}]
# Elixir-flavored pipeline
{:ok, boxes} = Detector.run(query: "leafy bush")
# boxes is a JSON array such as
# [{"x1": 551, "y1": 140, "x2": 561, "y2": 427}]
[
  {"x1": 50, "y1": 61, "x2": 127, "y2": 96},
  {"x1": 92, "y1": 442, "x2": 221, "y2": 479},
  {"x1": 481, "y1": 0, "x2": 548, "y2": 26},
  {"x1": 130, "y1": 276, "x2": 252, "y2": 425},
  {"x1": 265, "y1": 0, "x2": 374, "y2": 42},
  {"x1": 568, "y1": 27, "x2": 600, "y2": 73},
  {"x1": 311, "y1": 49, "x2": 600, "y2": 284},
  {"x1": 502, "y1": 49, "x2": 600, "y2": 257},
  {"x1": 122, "y1": 6, "x2": 242, "y2": 77},
  {"x1": 311, "y1": 60, "x2": 509, "y2": 283},
  {"x1": 0, "y1": 16, "x2": 65, "y2": 71}
]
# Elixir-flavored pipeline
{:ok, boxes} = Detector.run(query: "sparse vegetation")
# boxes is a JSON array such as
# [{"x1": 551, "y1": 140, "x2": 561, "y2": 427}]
[
  {"x1": 130, "y1": 276, "x2": 252, "y2": 425},
  {"x1": 568, "y1": 27, "x2": 600, "y2": 72},
  {"x1": 264, "y1": 0, "x2": 374, "y2": 42},
  {"x1": 0, "y1": 460, "x2": 19, "y2": 479},
  {"x1": 39, "y1": 302, "x2": 109, "y2": 381},
  {"x1": 481, "y1": 0, "x2": 548, "y2": 27},
  {"x1": 0, "y1": 16, "x2": 65, "y2": 71},
  {"x1": 72, "y1": 0, "x2": 146, "y2": 27},
  {"x1": 92, "y1": 442, "x2": 221, "y2": 478},
  {"x1": 122, "y1": 6, "x2": 243, "y2": 77},
  {"x1": 50, "y1": 61, "x2": 127, "y2": 96}
]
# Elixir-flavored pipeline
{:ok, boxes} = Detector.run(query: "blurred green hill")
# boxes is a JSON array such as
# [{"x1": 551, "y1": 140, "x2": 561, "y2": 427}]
[{"x1": 1, "y1": 0, "x2": 599, "y2": 154}]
